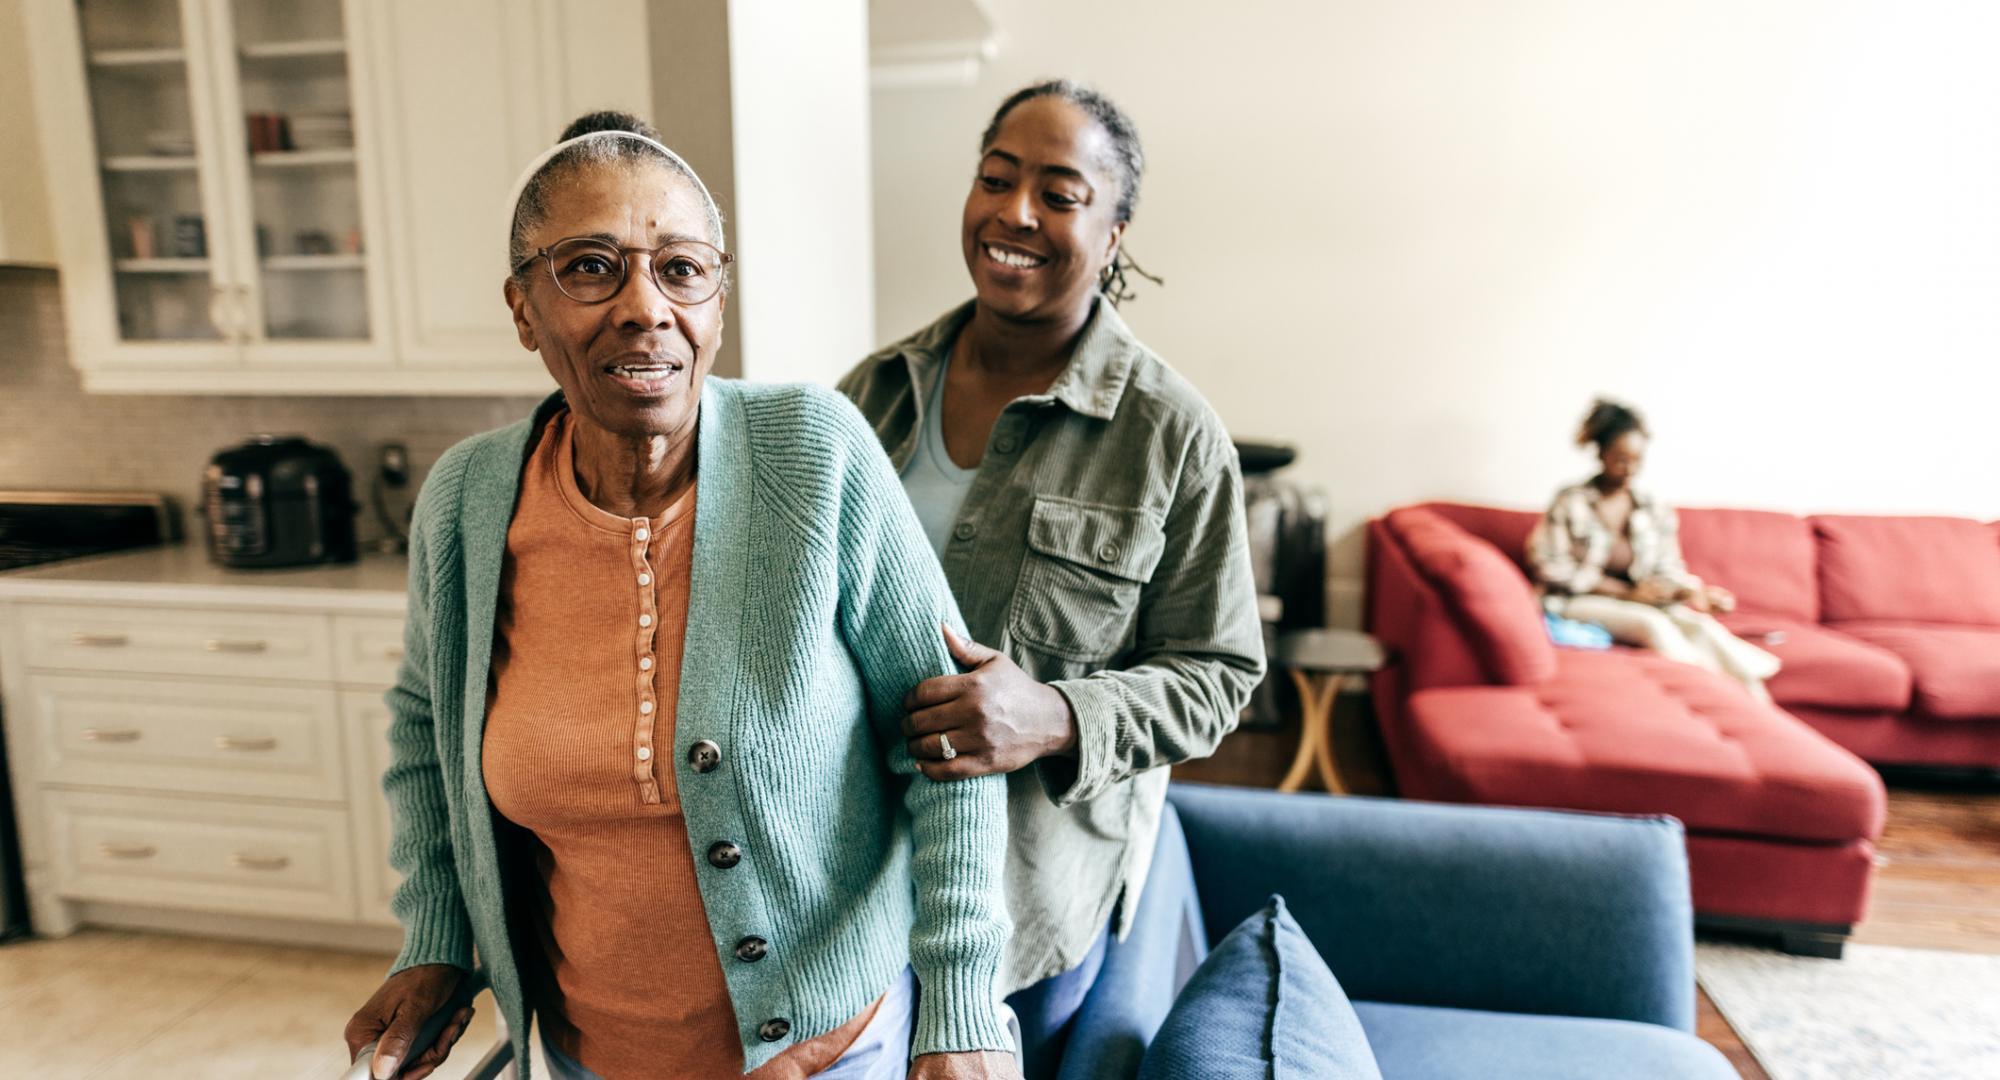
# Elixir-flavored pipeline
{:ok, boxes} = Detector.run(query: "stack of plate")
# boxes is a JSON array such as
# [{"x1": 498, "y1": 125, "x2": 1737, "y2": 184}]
[{"x1": 289, "y1": 110, "x2": 353, "y2": 151}]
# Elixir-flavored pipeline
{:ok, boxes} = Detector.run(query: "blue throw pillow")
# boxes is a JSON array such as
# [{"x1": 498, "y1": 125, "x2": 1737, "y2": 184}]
[
  {"x1": 1137, "y1": 894, "x2": 1383, "y2": 1080},
  {"x1": 1545, "y1": 613, "x2": 1614, "y2": 649}
]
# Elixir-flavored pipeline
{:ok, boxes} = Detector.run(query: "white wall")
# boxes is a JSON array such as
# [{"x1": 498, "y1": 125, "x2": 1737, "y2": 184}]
[
  {"x1": 728, "y1": 0, "x2": 876, "y2": 384},
  {"x1": 870, "y1": 0, "x2": 2000, "y2": 624}
]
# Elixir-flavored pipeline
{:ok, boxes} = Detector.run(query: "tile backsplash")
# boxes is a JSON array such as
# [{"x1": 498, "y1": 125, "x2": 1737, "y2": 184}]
[{"x1": 0, "y1": 267, "x2": 545, "y2": 546}]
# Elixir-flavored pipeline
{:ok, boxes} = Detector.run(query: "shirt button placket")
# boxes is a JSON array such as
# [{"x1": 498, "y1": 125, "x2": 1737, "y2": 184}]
[{"x1": 634, "y1": 517, "x2": 658, "y2": 787}]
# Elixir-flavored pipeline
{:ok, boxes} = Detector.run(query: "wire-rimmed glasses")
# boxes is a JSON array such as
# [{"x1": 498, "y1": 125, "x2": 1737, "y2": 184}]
[{"x1": 513, "y1": 237, "x2": 733, "y2": 306}]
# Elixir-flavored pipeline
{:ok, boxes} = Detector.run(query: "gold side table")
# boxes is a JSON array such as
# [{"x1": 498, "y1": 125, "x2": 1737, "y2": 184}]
[{"x1": 1273, "y1": 628, "x2": 1386, "y2": 794}]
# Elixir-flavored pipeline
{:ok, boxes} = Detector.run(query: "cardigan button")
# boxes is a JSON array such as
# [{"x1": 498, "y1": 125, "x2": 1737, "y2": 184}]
[
  {"x1": 952, "y1": 521, "x2": 977, "y2": 542},
  {"x1": 758, "y1": 1018, "x2": 791, "y2": 1042},
  {"x1": 735, "y1": 936, "x2": 768, "y2": 962},
  {"x1": 689, "y1": 740, "x2": 722, "y2": 773},
  {"x1": 707, "y1": 841, "x2": 742, "y2": 869}
]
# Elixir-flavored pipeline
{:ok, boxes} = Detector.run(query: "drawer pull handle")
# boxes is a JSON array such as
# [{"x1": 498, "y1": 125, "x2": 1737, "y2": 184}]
[
  {"x1": 70, "y1": 633, "x2": 130, "y2": 648},
  {"x1": 230, "y1": 852, "x2": 290, "y2": 871},
  {"x1": 205, "y1": 638, "x2": 269, "y2": 654},
  {"x1": 99, "y1": 842, "x2": 157, "y2": 860},
  {"x1": 215, "y1": 735, "x2": 279, "y2": 752},
  {"x1": 82, "y1": 728, "x2": 144, "y2": 744}
]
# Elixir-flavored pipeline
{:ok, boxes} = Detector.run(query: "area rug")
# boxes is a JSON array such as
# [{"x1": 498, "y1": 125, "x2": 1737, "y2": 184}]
[{"x1": 1696, "y1": 941, "x2": 2000, "y2": 1079}]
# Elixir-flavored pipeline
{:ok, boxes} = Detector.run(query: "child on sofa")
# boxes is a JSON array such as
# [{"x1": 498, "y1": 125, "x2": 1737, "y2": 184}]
[{"x1": 1527, "y1": 399, "x2": 1782, "y2": 700}]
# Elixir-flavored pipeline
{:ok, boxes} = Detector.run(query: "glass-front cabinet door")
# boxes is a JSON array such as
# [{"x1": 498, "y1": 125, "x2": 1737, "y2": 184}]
[
  {"x1": 72, "y1": 0, "x2": 238, "y2": 351},
  {"x1": 50, "y1": 0, "x2": 387, "y2": 379},
  {"x1": 206, "y1": 0, "x2": 387, "y2": 361},
  {"x1": 29, "y1": 0, "x2": 611, "y2": 393}
]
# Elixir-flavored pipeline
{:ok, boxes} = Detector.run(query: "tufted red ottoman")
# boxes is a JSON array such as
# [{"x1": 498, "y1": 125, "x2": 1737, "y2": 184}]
[
  {"x1": 1366, "y1": 505, "x2": 1889, "y2": 956},
  {"x1": 1399, "y1": 651, "x2": 1885, "y2": 946}
]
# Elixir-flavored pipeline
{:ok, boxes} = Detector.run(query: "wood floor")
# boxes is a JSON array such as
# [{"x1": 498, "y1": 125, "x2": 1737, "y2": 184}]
[
  {"x1": 0, "y1": 929, "x2": 525, "y2": 1079},
  {"x1": 1172, "y1": 698, "x2": 2000, "y2": 1080}
]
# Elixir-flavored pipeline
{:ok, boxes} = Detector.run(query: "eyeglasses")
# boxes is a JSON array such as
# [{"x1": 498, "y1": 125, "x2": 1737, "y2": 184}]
[{"x1": 513, "y1": 236, "x2": 733, "y2": 306}]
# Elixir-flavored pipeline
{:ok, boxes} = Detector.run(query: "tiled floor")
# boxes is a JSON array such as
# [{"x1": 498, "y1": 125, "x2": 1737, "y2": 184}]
[{"x1": 0, "y1": 930, "x2": 540, "y2": 1079}]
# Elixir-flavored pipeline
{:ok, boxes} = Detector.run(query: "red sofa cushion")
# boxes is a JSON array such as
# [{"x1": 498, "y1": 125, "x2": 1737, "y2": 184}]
[
  {"x1": 1813, "y1": 515, "x2": 2000, "y2": 625},
  {"x1": 1416, "y1": 503, "x2": 1541, "y2": 572},
  {"x1": 1717, "y1": 615, "x2": 1913, "y2": 713},
  {"x1": 1384, "y1": 508, "x2": 1555, "y2": 686},
  {"x1": 1403, "y1": 649, "x2": 1885, "y2": 844},
  {"x1": 1834, "y1": 622, "x2": 2000, "y2": 720},
  {"x1": 1678, "y1": 509, "x2": 1820, "y2": 622}
]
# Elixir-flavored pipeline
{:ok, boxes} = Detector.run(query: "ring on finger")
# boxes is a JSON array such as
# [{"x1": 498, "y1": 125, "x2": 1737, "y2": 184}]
[{"x1": 938, "y1": 732, "x2": 958, "y2": 761}]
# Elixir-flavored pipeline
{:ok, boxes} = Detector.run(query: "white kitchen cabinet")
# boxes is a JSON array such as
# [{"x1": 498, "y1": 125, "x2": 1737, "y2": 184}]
[
  {"x1": 25, "y1": 0, "x2": 246, "y2": 372},
  {"x1": 341, "y1": 688, "x2": 400, "y2": 927},
  {"x1": 0, "y1": 0, "x2": 57, "y2": 265},
  {"x1": 29, "y1": 673, "x2": 348, "y2": 803},
  {"x1": 22, "y1": 0, "x2": 648, "y2": 394},
  {"x1": 16, "y1": 601, "x2": 335, "y2": 681},
  {"x1": 0, "y1": 548, "x2": 412, "y2": 946},
  {"x1": 359, "y1": 0, "x2": 649, "y2": 377},
  {"x1": 44, "y1": 788, "x2": 360, "y2": 922},
  {"x1": 24, "y1": 0, "x2": 398, "y2": 382}
]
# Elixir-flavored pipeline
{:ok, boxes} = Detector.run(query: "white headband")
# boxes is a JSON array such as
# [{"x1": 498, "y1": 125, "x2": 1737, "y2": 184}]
[{"x1": 504, "y1": 130, "x2": 723, "y2": 267}]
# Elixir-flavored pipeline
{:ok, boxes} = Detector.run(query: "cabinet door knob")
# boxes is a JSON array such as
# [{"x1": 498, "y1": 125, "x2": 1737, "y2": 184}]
[
  {"x1": 81, "y1": 728, "x2": 144, "y2": 744},
  {"x1": 232, "y1": 284, "x2": 255, "y2": 341},
  {"x1": 230, "y1": 852, "x2": 290, "y2": 871},
  {"x1": 215, "y1": 734, "x2": 278, "y2": 752},
  {"x1": 204, "y1": 638, "x2": 269, "y2": 654},
  {"x1": 208, "y1": 283, "x2": 233, "y2": 338},
  {"x1": 99, "y1": 842, "x2": 157, "y2": 860},
  {"x1": 70, "y1": 632, "x2": 130, "y2": 647}
]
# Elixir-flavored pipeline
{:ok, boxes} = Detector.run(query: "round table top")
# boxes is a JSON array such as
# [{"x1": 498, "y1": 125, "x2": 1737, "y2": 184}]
[{"x1": 1272, "y1": 627, "x2": 1386, "y2": 673}]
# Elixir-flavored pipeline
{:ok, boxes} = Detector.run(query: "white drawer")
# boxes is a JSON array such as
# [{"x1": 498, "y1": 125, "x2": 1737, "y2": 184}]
[
  {"x1": 29, "y1": 675, "x2": 345, "y2": 802},
  {"x1": 341, "y1": 690, "x2": 401, "y2": 926},
  {"x1": 17, "y1": 603, "x2": 333, "y2": 682},
  {"x1": 44, "y1": 789, "x2": 357, "y2": 921},
  {"x1": 333, "y1": 615, "x2": 407, "y2": 688}
]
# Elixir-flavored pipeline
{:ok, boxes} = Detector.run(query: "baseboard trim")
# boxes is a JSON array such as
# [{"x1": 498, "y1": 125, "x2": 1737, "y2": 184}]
[
  {"x1": 1698, "y1": 913, "x2": 1853, "y2": 959},
  {"x1": 66, "y1": 900, "x2": 403, "y2": 955}
]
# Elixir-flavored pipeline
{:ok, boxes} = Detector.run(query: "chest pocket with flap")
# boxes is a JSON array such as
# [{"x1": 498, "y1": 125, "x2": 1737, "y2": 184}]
[{"x1": 1010, "y1": 496, "x2": 1167, "y2": 663}]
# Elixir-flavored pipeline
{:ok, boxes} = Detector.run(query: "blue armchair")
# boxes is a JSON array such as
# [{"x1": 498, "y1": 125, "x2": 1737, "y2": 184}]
[{"x1": 1060, "y1": 784, "x2": 1736, "y2": 1079}]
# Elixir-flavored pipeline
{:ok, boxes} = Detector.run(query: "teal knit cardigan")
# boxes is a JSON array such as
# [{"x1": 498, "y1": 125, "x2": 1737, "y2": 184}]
[{"x1": 381, "y1": 379, "x2": 1011, "y2": 1074}]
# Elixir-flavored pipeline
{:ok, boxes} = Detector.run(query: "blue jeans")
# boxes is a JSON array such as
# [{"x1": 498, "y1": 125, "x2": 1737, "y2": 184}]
[
  {"x1": 1004, "y1": 923, "x2": 1112, "y2": 1080},
  {"x1": 540, "y1": 968, "x2": 916, "y2": 1080}
]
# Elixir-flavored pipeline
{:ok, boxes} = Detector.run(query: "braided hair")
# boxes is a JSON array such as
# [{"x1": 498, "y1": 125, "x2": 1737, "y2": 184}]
[{"x1": 1576, "y1": 398, "x2": 1648, "y2": 451}]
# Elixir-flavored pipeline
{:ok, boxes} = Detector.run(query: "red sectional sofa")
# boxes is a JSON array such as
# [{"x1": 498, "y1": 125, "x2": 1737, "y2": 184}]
[
  {"x1": 1360, "y1": 502, "x2": 1998, "y2": 956},
  {"x1": 1702, "y1": 512, "x2": 2000, "y2": 768}
]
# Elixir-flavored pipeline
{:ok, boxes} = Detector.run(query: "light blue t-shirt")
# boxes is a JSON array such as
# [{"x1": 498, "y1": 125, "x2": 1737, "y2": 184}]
[{"x1": 900, "y1": 358, "x2": 978, "y2": 557}]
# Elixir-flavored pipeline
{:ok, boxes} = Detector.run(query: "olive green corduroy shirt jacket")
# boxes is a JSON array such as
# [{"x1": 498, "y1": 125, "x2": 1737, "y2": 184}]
[
  {"x1": 380, "y1": 379, "x2": 1010, "y2": 1075},
  {"x1": 840, "y1": 300, "x2": 1267, "y2": 991}
]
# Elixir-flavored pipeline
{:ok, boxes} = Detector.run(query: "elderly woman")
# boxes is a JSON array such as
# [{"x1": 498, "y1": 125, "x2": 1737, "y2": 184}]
[
  {"x1": 342, "y1": 113, "x2": 1017, "y2": 1080},
  {"x1": 1529, "y1": 398, "x2": 1780, "y2": 698},
  {"x1": 838, "y1": 81, "x2": 1265, "y2": 1077}
]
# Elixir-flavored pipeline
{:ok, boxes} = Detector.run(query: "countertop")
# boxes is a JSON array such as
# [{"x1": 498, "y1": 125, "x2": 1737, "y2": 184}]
[{"x1": 0, "y1": 544, "x2": 411, "y2": 613}]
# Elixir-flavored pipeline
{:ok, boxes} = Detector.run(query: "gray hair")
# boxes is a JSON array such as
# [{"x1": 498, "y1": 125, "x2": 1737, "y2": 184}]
[{"x1": 507, "y1": 111, "x2": 727, "y2": 274}]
